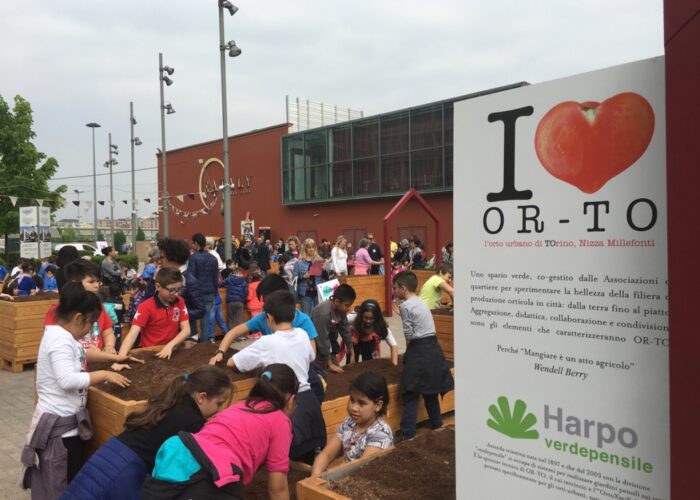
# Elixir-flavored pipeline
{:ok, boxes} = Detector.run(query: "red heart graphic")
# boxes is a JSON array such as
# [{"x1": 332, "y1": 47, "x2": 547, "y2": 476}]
[{"x1": 534, "y1": 92, "x2": 655, "y2": 193}]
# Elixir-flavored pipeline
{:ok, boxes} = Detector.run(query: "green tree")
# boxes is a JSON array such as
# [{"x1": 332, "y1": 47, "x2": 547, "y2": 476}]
[
  {"x1": 97, "y1": 230, "x2": 105, "y2": 240},
  {"x1": 114, "y1": 230, "x2": 126, "y2": 252},
  {"x1": 136, "y1": 227, "x2": 146, "y2": 241},
  {"x1": 0, "y1": 95, "x2": 65, "y2": 234},
  {"x1": 60, "y1": 227, "x2": 76, "y2": 242}
]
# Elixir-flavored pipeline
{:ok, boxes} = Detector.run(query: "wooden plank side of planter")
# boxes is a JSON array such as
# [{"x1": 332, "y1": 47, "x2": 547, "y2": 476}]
[
  {"x1": 433, "y1": 312, "x2": 454, "y2": 361},
  {"x1": 337, "y1": 276, "x2": 386, "y2": 311},
  {"x1": 0, "y1": 298, "x2": 56, "y2": 371}
]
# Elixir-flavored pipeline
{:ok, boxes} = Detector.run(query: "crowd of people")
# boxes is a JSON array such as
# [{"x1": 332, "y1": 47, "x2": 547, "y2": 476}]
[{"x1": 18, "y1": 231, "x2": 455, "y2": 499}]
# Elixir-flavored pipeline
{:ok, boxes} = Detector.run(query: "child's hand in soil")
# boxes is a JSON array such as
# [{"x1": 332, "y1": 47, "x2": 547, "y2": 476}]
[
  {"x1": 105, "y1": 371, "x2": 131, "y2": 387},
  {"x1": 156, "y1": 345, "x2": 174, "y2": 359},
  {"x1": 110, "y1": 363, "x2": 131, "y2": 372},
  {"x1": 209, "y1": 352, "x2": 224, "y2": 365},
  {"x1": 328, "y1": 363, "x2": 344, "y2": 374}
]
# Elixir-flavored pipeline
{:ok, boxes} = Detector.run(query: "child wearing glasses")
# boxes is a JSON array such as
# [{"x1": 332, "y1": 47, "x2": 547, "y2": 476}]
[{"x1": 119, "y1": 267, "x2": 191, "y2": 360}]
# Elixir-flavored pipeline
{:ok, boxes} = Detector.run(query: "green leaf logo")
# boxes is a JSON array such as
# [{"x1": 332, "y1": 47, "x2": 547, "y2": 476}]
[{"x1": 487, "y1": 396, "x2": 539, "y2": 439}]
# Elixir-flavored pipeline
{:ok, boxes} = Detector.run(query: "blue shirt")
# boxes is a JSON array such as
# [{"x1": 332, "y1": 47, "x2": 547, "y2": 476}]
[
  {"x1": 43, "y1": 276, "x2": 57, "y2": 292},
  {"x1": 0, "y1": 265, "x2": 7, "y2": 281},
  {"x1": 245, "y1": 310, "x2": 318, "y2": 340},
  {"x1": 141, "y1": 264, "x2": 156, "y2": 280}
]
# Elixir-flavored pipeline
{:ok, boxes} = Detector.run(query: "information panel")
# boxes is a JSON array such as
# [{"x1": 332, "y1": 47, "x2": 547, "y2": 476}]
[{"x1": 454, "y1": 58, "x2": 668, "y2": 500}]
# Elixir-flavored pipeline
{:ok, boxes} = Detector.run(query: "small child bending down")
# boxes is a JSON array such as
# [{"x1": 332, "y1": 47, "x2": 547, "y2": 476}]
[
  {"x1": 142, "y1": 364, "x2": 299, "y2": 500},
  {"x1": 311, "y1": 372, "x2": 393, "y2": 476}
]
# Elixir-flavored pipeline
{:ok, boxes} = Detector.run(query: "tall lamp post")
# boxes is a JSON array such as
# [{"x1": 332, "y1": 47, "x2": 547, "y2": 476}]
[
  {"x1": 130, "y1": 102, "x2": 142, "y2": 254},
  {"x1": 73, "y1": 189, "x2": 85, "y2": 239},
  {"x1": 105, "y1": 134, "x2": 118, "y2": 247},
  {"x1": 218, "y1": 0, "x2": 242, "y2": 261},
  {"x1": 159, "y1": 53, "x2": 175, "y2": 237},
  {"x1": 86, "y1": 122, "x2": 101, "y2": 243}
]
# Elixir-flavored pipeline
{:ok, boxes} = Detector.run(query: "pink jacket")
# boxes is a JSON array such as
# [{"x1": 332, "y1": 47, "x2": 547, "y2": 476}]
[{"x1": 354, "y1": 248, "x2": 371, "y2": 275}]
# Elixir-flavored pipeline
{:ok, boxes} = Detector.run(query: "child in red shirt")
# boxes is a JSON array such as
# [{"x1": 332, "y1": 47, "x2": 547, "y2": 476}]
[
  {"x1": 118, "y1": 267, "x2": 190, "y2": 360},
  {"x1": 246, "y1": 269, "x2": 264, "y2": 339}
]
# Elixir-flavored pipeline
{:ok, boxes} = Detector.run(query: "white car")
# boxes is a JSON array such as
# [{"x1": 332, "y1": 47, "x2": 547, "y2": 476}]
[{"x1": 53, "y1": 243, "x2": 103, "y2": 256}]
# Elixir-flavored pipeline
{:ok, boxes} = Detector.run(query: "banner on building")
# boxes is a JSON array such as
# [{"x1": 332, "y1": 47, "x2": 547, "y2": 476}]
[
  {"x1": 19, "y1": 206, "x2": 39, "y2": 259},
  {"x1": 241, "y1": 220, "x2": 255, "y2": 242},
  {"x1": 38, "y1": 207, "x2": 52, "y2": 258},
  {"x1": 454, "y1": 57, "x2": 668, "y2": 499}
]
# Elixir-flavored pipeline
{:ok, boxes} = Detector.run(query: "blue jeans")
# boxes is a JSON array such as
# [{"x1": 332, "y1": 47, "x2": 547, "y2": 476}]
[
  {"x1": 208, "y1": 303, "x2": 227, "y2": 339},
  {"x1": 400, "y1": 391, "x2": 442, "y2": 438},
  {"x1": 298, "y1": 295, "x2": 318, "y2": 315},
  {"x1": 192, "y1": 294, "x2": 215, "y2": 342}
]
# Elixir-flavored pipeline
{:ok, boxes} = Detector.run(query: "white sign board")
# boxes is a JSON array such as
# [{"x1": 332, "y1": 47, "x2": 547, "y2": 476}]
[
  {"x1": 38, "y1": 207, "x2": 52, "y2": 258},
  {"x1": 19, "y1": 206, "x2": 39, "y2": 259},
  {"x1": 454, "y1": 58, "x2": 668, "y2": 500}
]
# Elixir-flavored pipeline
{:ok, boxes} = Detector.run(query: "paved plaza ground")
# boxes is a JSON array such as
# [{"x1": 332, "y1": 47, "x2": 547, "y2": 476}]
[{"x1": 0, "y1": 313, "x2": 407, "y2": 498}]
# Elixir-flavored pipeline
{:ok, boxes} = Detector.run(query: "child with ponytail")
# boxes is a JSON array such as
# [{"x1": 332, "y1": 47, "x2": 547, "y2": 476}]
[
  {"x1": 59, "y1": 365, "x2": 232, "y2": 500},
  {"x1": 142, "y1": 364, "x2": 299, "y2": 500},
  {"x1": 21, "y1": 283, "x2": 138, "y2": 499}
]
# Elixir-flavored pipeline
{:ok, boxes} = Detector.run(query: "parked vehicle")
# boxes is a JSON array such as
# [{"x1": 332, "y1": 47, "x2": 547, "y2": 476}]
[{"x1": 53, "y1": 242, "x2": 102, "y2": 256}]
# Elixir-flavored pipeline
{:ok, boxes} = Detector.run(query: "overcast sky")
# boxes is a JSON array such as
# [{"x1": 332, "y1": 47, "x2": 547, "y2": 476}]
[{"x1": 0, "y1": 0, "x2": 664, "y2": 222}]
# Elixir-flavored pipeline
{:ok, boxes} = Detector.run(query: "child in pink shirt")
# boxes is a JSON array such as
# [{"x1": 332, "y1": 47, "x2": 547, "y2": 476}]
[{"x1": 142, "y1": 364, "x2": 299, "y2": 500}]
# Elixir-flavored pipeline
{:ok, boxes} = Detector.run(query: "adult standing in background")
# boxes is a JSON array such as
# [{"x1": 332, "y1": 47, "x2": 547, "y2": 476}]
[
  {"x1": 331, "y1": 235, "x2": 348, "y2": 277},
  {"x1": 408, "y1": 239, "x2": 425, "y2": 269},
  {"x1": 442, "y1": 242, "x2": 454, "y2": 265},
  {"x1": 147, "y1": 240, "x2": 160, "y2": 260},
  {"x1": 188, "y1": 233, "x2": 219, "y2": 342},
  {"x1": 256, "y1": 236, "x2": 271, "y2": 278},
  {"x1": 101, "y1": 246, "x2": 123, "y2": 286},
  {"x1": 293, "y1": 238, "x2": 325, "y2": 314},
  {"x1": 206, "y1": 237, "x2": 225, "y2": 272},
  {"x1": 319, "y1": 239, "x2": 332, "y2": 260},
  {"x1": 354, "y1": 239, "x2": 382, "y2": 276},
  {"x1": 55, "y1": 246, "x2": 81, "y2": 290},
  {"x1": 366, "y1": 233, "x2": 384, "y2": 275}
]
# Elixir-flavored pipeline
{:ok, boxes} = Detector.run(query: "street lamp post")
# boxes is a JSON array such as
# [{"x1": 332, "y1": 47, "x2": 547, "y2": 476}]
[
  {"x1": 159, "y1": 53, "x2": 175, "y2": 237},
  {"x1": 218, "y1": 0, "x2": 242, "y2": 261},
  {"x1": 73, "y1": 189, "x2": 85, "y2": 238},
  {"x1": 130, "y1": 102, "x2": 142, "y2": 255},
  {"x1": 86, "y1": 122, "x2": 101, "y2": 243},
  {"x1": 106, "y1": 134, "x2": 119, "y2": 247}
]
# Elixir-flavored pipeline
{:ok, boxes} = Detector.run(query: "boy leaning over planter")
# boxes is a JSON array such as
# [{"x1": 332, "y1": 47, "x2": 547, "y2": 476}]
[
  {"x1": 310, "y1": 284, "x2": 356, "y2": 373},
  {"x1": 119, "y1": 267, "x2": 190, "y2": 360},
  {"x1": 393, "y1": 271, "x2": 454, "y2": 440}
]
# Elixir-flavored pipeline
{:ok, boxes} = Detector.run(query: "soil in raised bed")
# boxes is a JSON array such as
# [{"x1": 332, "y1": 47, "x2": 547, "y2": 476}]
[
  {"x1": 88, "y1": 342, "x2": 257, "y2": 401},
  {"x1": 323, "y1": 358, "x2": 403, "y2": 401},
  {"x1": 245, "y1": 467, "x2": 310, "y2": 499},
  {"x1": 0, "y1": 291, "x2": 58, "y2": 302},
  {"x1": 329, "y1": 426, "x2": 455, "y2": 500}
]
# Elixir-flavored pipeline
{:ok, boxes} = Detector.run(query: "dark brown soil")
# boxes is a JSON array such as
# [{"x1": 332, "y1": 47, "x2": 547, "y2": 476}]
[
  {"x1": 329, "y1": 426, "x2": 455, "y2": 499},
  {"x1": 0, "y1": 292, "x2": 58, "y2": 302},
  {"x1": 323, "y1": 358, "x2": 403, "y2": 401},
  {"x1": 245, "y1": 467, "x2": 310, "y2": 499},
  {"x1": 88, "y1": 342, "x2": 256, "y2": 401}
]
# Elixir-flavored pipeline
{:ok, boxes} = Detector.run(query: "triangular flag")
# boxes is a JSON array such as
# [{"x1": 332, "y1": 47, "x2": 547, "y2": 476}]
[
  {"x1": 36, "y1": 199, "x2": 44, "y2": 207},
  {"x1": 176, "y1": 195, "x2": 184, "y2": 203},
  {"x1": 9, "y1": 196, "x2": 18, "y2": 206},
  {"x1": 187, "y1": 193, "x2": 195, "y2": 200},
  {"x1": 72, "y1": 200, "x2": 80, "y2": 207},
  {"x1": 144, "y1": 198, "x2": 151, "y2": 203},
  {"x1": 122, "y1": 200, "x2": 128, "y2": 205},
  {"x1": 98, "y1": 201, "x2": 105, "y2": 206}
]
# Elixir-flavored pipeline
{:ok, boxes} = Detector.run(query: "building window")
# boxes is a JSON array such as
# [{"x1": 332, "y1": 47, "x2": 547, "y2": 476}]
[
  {"x1": 411, "y1": 148, "x2": 443, "y2": 190},
  {"x1": 381, "y1": 153, "x2": 409, "y2": 194},
  {"x1": 330, "y1": 126, "x2": 351, "y2": 162},
  {"x1": 330, "y1": 162, "x2": 352, "y2": 198},
  {"x1": 411, "y1": 105, "x2": 442, "y2": 149},
  {"x1": 380, "y1": 112, "x2": 409, "y2": 155},
  {"x1": 353, "y1": 120, "x2": 378, "y2": 159},
  {"x1": 353, "y1": 158, "x2": 379, "y2": 195}
]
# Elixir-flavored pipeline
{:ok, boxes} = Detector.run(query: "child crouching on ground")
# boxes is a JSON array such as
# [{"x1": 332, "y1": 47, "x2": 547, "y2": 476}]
[
  {"x1": 311, "y1": 372, "x2": 393, "y2": 476},
  {"x1": 21, "y1": 283, "x2": 139, "y2": 498},
  {"x1": 142, "y1": 364, "x2": 299, "y2": 500},
  {"x1": 59, "y1": 365, "x2": 231, "y2": 500},
  {"x1": 392, "y1": 271, "x2": 454, "y2": 439}
]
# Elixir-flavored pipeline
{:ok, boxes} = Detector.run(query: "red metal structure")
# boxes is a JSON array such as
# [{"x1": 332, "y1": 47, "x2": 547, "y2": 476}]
[{"x1": 383, "y1": 189, "x2": 442, "y2": 316}]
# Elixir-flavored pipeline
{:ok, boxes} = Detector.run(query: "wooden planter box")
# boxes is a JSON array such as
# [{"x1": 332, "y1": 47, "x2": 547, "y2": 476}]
[
  {"x1": 0, "y1": 297, "x2": 58, "y2": 372},
  {"x1": 86, "y1": 346, "x2": 257, "y2": 454},
  {"x1": 297, "y1": 426, "x2": 453, "y2": 499},
  {"x1": 321, "y1": 367, "x2": 455, "y2": 439},
  {"x1": 337, "y1": 275, "x2": 387, "y2": 311},
  {"x1": 433, "y1": 311, "x2": 454, "y2": 361}
]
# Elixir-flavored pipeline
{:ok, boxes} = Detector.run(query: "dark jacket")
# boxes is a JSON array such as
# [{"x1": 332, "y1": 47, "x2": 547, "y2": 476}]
[
  {"x1": 182, "y1": 268, "x2": 206, "y2": 320},
  {"x1": 255, "y1": 243, "x2": 270, "y2": 271},
  {"x1": 234, "y1": 246, "x2": 251, "y2": 270},
  {"x1": 221, "y1": 274, "x2": 248, "y2": 303},
  {"x1": 368, "y1": 243, "x2": 384, "y2": 274},
  {"x1": 187, "y1": 251, "x2": 219, "y2": 295}
]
